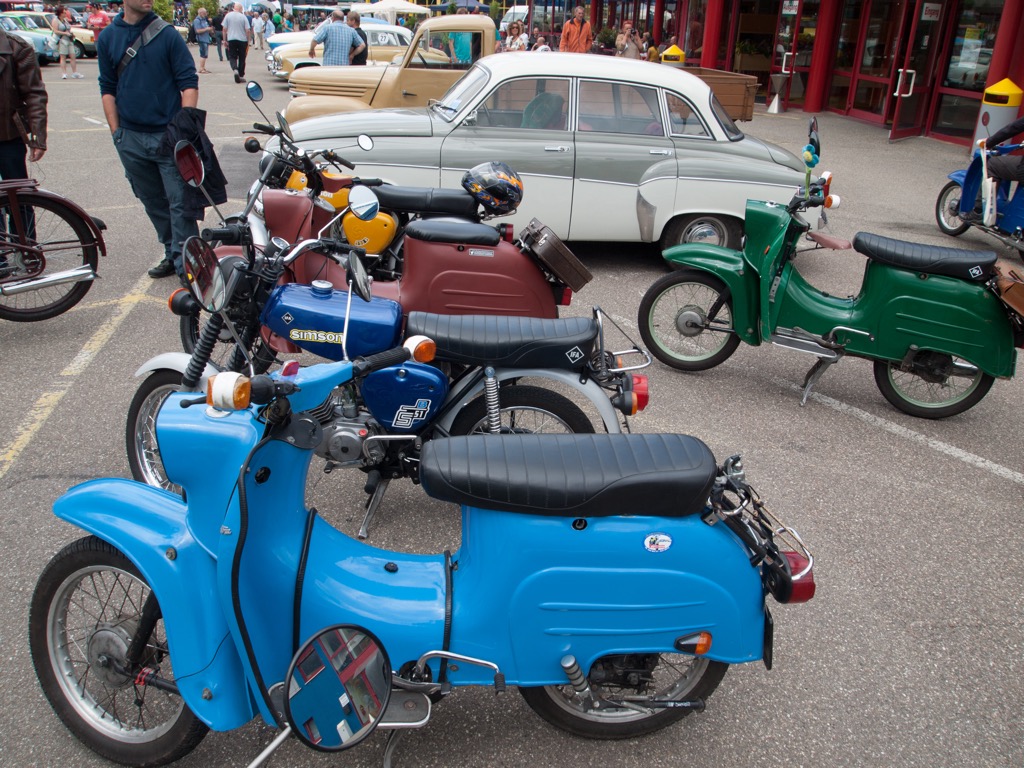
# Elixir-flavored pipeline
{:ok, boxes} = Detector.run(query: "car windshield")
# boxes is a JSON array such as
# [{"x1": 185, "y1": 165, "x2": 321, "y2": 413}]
[
  {"x1": 710, "y1": 94, "x2": 743, "y2": 140},
  {"x1": 433, "y1": 65, "x2": 489, "y2": 121},
  {"x1": 19, "y1": 16, "x2": 42, "y2": 29},
  {"x1": 0, "y1": 18, "x2": 16, "y2": 31}
]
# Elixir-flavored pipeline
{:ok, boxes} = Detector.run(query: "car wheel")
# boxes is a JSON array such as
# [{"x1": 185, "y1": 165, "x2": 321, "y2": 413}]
[
  {"x1": 660, "y1": 213, "x2": 742, "y2": 251},
  {"x1": 72, "y1": 40, "x2": 85, "y2": 59}
]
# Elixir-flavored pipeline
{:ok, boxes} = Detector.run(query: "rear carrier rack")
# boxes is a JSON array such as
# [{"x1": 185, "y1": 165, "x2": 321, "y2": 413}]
[{"x1": 520, "y1": 218, "x2": 593, "y2": 292}]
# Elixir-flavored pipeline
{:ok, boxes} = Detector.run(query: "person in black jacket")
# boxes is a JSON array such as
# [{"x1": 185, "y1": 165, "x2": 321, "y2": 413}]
[
  {"x1": 161, "y1": 107, "x2": 227, "y2": 221},
  {"x1": 980, "y1": 115, "x2": 1024, "y2": 184}
]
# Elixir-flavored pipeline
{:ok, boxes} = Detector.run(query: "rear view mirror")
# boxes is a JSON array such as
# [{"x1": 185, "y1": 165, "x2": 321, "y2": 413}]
[
  {"x1": 276, "y1": 111, "x2": 293, "y2": 142},
  {"x1": 174, "y1": 140, "x2": 205, "y2": 188},
  {"x1": 347, "y1": 250, "x2": 372, "y2": 302},
  {"x1": 357, "y1": 134, "x2": 373, "y2": 152},
  {"x1": 807, "y1": 117, "x2": 821, "y2": 157},
  {"x1": 348, "y1": 186, "x2": 380, "y2": 222},
  {"x1": 182, "y1": 237, "x2": 227, "y2": 312},
  {"x1": 246, "y1": 81, "x2": 264, "y2": 102},
  {"x1": 285, "y1": 625, "x2": 391, "y2": 751}
]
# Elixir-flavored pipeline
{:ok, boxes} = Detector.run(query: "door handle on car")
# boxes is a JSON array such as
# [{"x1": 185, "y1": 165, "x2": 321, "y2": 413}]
[
  {"x1": 544, "y1": 146, "x2": 571, "y2": 152},
  {"x1": 649, "y1": 149, "x2": 673, "y2": 155},
  {"x1": 402, "y1": 90, "x2": 416, "y2": 96}
]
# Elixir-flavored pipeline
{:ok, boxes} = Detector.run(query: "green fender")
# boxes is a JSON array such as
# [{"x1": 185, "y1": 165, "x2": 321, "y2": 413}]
[{"x1": 661, "y1": 244, "x2": 762, "y2": 346}]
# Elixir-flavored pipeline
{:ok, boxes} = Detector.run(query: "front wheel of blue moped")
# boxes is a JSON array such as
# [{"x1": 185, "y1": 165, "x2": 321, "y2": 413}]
[
  {"x1": 519, "y1": 654, "x2": 728, "y2": 739},
  {"x1": 873, "y1": 356, "x2": 994, "y2": 419},
  {"x1": 29, "y1": 536, "x2": 208, "y2": 766},
  {"x1": 935, "y1": 181, "x2": 971, "y2": 237},
  {"x1": 639, "y1": 271, "x2": 741, "y2": 371}
]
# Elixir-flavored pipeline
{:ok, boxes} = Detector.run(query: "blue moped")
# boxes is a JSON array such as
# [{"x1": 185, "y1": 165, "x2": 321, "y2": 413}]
[
  {"x1": 30, "y1": 251, "x2": 815, "y2": 767},
  {"x1": 936, "y1": 141, "x2": 1024, "y2": 254}
]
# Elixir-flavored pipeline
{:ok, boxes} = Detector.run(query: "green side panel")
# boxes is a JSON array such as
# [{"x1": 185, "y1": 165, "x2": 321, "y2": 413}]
[{"x1": 661, "y1": 244, "x2": 762, "y2": 345}]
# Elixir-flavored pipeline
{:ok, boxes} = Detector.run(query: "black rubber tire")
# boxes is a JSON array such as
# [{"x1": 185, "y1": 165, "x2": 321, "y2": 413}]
[
  {"x1": 0, "y1": 193, "x2": 99, "y2": 321},
  {"x1": 519, "y1": 656, "x2": 728, "y2": 739},
  {"x1": 29, "y1": 536, "x2": 208, "y2": 766},
  {"x1": 935, "y1": 181, "x2": 970, "y2": 237},
  {"x1": 872, "y1": 357, "x2": 995, "y2": 419},
  {"x1": 448, "y1": 384, "x2": 595, "y2": 435},
  {"x1": 638, "y1": 270, "x2": 741, "y2": 371},
  {"x1": 660, "y1": 213, "x2": 742, "y2": 251},
  {"x1": 180, "y1": 312, "x2": 275, "y2": 374},
  {"x1": 126, "y1": 370, "x2": 185, "y2": 494}
]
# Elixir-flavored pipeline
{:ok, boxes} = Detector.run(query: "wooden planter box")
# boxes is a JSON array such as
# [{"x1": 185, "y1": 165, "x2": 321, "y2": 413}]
[{"x1": 684, "y1": 67, "x2": 759, "y2": 122}]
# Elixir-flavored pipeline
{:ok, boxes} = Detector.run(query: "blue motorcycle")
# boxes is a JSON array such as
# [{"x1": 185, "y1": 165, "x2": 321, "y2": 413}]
[
  {"x1": 127, "y1": 233, "x2": 650, "y2": 537},
  {"x1": 30, "y1": 252, "x2": 815, "y2": 767},
  {"x1": 936, "y1": 141, "x2": 1024, "y2": 255}
]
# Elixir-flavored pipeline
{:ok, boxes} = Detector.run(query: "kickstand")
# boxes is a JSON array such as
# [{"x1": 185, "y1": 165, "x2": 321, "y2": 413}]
[
  {"x1": 800, "y1": 357, "x2": 839, "y2": 406},
  {"x1": 382, "y1": 729, "x2": 407, "y2": 768},
  {"x1": 358, "y1": 477, "x2": 390, "y2": 539}
]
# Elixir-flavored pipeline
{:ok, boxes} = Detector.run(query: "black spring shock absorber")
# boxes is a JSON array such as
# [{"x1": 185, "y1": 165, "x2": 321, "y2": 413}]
[{"x1": 182, "y1": 313, "x2": 226, "y2": 390}]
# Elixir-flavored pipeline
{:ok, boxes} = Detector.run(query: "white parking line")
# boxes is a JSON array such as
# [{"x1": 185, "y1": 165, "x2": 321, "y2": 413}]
[
  {"x1": 772, "y1": 376, "x2": 1024, "y2": 486},
  {"x1": 0, "y1": 273, "x2": 153, "y2": 483}
]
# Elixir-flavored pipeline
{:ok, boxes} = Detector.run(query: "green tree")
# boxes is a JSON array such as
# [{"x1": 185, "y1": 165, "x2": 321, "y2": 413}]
[
  {"x1": 190, "y1": 0, "x2": 221, "y2": 22},
  {"x1": 152, "y1": 0, "x2": 173, "y2": 22}
]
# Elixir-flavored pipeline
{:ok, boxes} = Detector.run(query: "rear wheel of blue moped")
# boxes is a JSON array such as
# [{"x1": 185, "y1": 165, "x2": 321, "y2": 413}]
[
  {"x1": 638, "y1": 271, "x2": 741, "y2": 371},
  {"x1": 935, "y1": 181, "x2": 971, "y2": 237},
  {"x1": 873, "y1": 355, "x2": 994, "y2": 419},
  {"x1": 519, "y1": 655, "x2": 728, "y2": 739},
  {"x1": 29, "y1": 536, "x2": 208, "y2": 766}
]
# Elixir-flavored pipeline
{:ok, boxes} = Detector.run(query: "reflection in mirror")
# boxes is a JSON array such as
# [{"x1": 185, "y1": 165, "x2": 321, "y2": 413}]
[
  {"x1": 356, "y1": 134, "x2": 374, "y2": 152},
  {"x1": 285, "y1": 625, "x2": 391, "y2": 752},
  {"x1": 807, "y1": 117, "x2": 821, "y2": 156},
  {"x1": 348, "y1": 251, "x2": 372, "y2": 302},
  {"x1": 174, "y1": 140, "x2": 205, "y2": 188},
  {"x1": 276, "y1": 111, "x2": 293, "y2": 142},
  {"x1": 183, "y1": 237, "x2": 227, "y2": 312},
  {"x1": 246, "y1": 81, "x2": 264, "y2": 102},
  {"x1": 348, "y1": 186, "x2": 379, "y2": 222}
]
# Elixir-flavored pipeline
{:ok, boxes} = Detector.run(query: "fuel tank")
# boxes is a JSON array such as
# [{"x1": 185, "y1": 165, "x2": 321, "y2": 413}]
[{"x1": 260, "y1": 282, "x2": 402, "y2": 361}]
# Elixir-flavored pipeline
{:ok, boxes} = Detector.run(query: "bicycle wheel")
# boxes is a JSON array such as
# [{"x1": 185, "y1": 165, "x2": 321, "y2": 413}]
[{"x1": 0, "y1": 193, "x2": 99, "y2": 321}]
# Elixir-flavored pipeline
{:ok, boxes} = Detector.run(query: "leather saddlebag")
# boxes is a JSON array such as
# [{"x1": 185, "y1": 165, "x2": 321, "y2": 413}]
[{"x1": 993, "y1": 259, "x2": 1024, "y2": 317}]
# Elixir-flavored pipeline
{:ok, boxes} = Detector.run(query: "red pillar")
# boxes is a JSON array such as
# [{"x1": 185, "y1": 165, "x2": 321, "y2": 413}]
[
  {"x1": 803, "y1": 0, "x2": 840, "y2": 112},
  {"x1": 590, "y1": 0, "x2": 600, "y2": 30},
  {"x1": 987, "y1": 0, "x2": 1023, "y2": 89},
  {"x1": 653, "y1": 0, "x2": 665, "y2": 43},
  {"x1": 700, "y1": 0, "x2": 723, "y2": 69}
]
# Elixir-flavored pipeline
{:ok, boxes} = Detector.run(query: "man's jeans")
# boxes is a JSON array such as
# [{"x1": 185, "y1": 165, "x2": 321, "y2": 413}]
[{"x1": 113, "y1": 127, "x2": 198, "y2": 274}]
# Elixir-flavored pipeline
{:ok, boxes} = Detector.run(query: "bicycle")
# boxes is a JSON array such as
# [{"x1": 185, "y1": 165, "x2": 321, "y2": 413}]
[{"x1": 0, "y1": 178, "x2": 106, "y2": 322}]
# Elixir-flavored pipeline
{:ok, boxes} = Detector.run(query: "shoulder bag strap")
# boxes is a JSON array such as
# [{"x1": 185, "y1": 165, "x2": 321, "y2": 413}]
[{"x1": 117, "y1": 17, "x2": 169, "y2": 77}]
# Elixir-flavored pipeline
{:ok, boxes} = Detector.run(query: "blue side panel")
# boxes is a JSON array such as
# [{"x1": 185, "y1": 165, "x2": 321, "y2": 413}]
[
  {"x1": 261, "y1": 284, "x2": 402, "y2": 361},
  {"x1": 446, "y1": 508, "x2": 765, "y2": 686},
  {"x1": 53, "y1": 480, "x2": 255, "y2": 730},
  {"x1": 361, "y1": 362, "x2": 449, "y2": 433}
]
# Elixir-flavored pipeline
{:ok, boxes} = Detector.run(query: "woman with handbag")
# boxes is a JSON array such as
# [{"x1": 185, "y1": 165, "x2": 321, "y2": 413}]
[{"x1": 50, "y1": 6, "x2": 83, "y2": 79}]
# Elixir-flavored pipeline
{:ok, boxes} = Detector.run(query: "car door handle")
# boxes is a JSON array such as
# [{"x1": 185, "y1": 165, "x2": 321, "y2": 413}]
[
  {"x1": 649, "y1": 149, "x2": 673, "y2": 155},
  {"x1": 402, "y1": 90, "x2": 416, "y2": 96},
  {"x1": 544, "y1": 146, "x2": 571, "y2": 152}
]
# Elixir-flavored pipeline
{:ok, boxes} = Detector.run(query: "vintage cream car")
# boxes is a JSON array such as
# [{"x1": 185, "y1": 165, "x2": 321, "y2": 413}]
[
  {"x1": 284, "y1": 14, "x2": 496, "y2": 123},
  {"x1": 267, "y1": 23, "x2": 445, "y2": 80},
  {"x1": 279, "y1": 53, "x2": 812, "y2": 249}
]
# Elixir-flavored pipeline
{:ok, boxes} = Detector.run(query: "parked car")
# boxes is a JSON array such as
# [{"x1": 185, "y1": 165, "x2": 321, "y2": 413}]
[
  {"x1": 265, "y1": 15, "x2": 387, "y2": 51},
  {"x1": 0, "y1": 15, "x2": 59, "y2": 65},
  {"x1": 2, "y1": 11, "x2": 96, "y2": 57},
  {"x1": 267, "y1": 23, "x2": 446, "y2": 80},
  {"x1": 278, "y1": 53, "x2": 813, "y2": 249},
  {"x1": 285, "y1": 14, "x2": 495, "y2": 122}
]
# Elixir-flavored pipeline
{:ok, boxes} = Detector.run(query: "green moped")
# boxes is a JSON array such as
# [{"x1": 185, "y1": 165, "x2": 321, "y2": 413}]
[{"x1": 638, "y1": 173, "x2": 1024, "y2": 419}]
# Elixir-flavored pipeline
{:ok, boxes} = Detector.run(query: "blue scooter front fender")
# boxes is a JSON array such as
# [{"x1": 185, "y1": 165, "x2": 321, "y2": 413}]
[{"x1": 54, "y1": 479, "x2": 255, "y2": 730}]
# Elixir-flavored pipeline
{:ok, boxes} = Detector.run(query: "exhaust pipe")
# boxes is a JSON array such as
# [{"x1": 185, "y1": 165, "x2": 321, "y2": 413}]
[{"x1": 0, "y1": 264, "x2": 97, "y2": 296}]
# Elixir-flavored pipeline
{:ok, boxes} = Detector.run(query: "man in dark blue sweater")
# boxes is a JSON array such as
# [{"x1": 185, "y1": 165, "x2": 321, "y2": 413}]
[{"x1": 98, "y1": 0, "x2": 199, "y2": 282}]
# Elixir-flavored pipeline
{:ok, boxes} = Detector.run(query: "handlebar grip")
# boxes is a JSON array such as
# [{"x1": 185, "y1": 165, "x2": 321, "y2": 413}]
[
  {"x1": 202, "y1": 225, "x2": 245, "y2": 245},
  {"x1": 323, "y1": 151, "x2": 355, "y2": 170},
  {"x1": 352, "y1": 346, "x2": 412, "y2": 377},
  {"x1": 253, "y1": 122, "x2": 275, "y2": 134},
  {"x1": 354, "y1": 178, "x2": 384, "y2": 187}
]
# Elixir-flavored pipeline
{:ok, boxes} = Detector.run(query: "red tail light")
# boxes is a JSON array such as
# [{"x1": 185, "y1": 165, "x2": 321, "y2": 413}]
[
  {"x1": 557, "y1": 286, "x2": 573, "y2": 306},
  {"x1": 631, "y1": 374, "x2": 649, "y2": 411},
  {"x1": 499, "y1": 223, "x2": 514, "y2": 242},
  {"x1": 783, "y1": 551, "x2": 816, "y2": 603}
]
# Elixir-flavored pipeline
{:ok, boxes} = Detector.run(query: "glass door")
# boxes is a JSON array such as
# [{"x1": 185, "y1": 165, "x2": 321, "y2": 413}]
[
  {"x1": 888, "y1": 0, "x2": 947, "y2": 140},
  {"x1": 769, "y1": 0, "x2": 821, "y2": 110}
]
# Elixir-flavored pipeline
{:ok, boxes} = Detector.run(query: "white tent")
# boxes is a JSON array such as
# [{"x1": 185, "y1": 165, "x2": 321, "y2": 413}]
[{"x1": 349, "y1": 0, "x2": 431, "y2": 26}]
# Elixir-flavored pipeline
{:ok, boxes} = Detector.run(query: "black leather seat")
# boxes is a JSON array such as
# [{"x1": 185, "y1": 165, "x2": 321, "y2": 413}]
[
  {"x1": 853, "y1": 232, "x2": 997, "y2": 282},
  {"x1": 419, "y1": 434, "x2": 717, "y2": 518},
  {"x1": 374, "y1": 185, "x2": 480, "y2": 219},
  {"x1": 406, "y1": 313, "x2": 598, "y2": 369},
  {"x1": 404, "y1": 218, "x2": 501, "y2": 246}
]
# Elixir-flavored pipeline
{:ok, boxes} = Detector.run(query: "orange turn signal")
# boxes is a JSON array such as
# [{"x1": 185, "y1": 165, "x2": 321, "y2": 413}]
[
  {"x1": 207, "y1": 372, "x2": 252, "y2": 411},
  {"x1": 405, "y1": 335, "x2": 436, "y2": 363}
]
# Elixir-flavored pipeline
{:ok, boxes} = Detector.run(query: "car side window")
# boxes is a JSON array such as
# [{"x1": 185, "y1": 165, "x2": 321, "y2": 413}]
[
  {"x1": 665, "y1": 93, "x2": 710, "y2": 138},
  {"x1": 577, "y1": 80, "x2": 664, "y2": 136},
  {"x1": 473, "y1": 78, "x2": 570, "y2": 131}
]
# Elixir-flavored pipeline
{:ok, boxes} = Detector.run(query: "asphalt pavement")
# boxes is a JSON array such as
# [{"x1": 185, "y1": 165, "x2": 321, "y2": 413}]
[{"x1": 0, "y1": 51, "x2": 1021, "y2": 768}]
